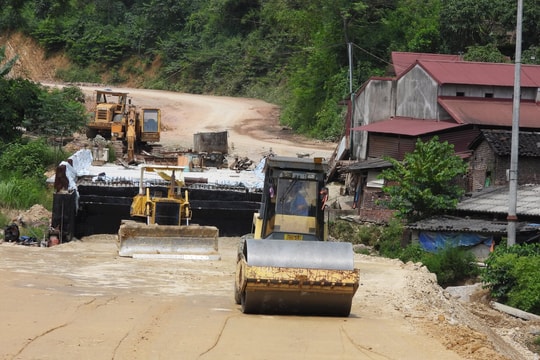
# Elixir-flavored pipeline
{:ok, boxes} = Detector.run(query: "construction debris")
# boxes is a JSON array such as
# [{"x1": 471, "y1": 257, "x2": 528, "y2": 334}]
[{"x1": 229, "y1": 156, "x2": 254, "y2": 172}]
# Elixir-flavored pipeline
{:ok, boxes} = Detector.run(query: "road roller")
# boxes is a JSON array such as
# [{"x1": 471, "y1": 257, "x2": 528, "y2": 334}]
[{"x1": 234, "y1": 156, "x2": 359, "y2": 316}]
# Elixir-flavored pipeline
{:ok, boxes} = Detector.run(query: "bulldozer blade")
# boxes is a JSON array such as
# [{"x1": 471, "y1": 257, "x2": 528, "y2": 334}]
[{"x1": 118, "y1": 220, "x2": 220, "y2": 259}]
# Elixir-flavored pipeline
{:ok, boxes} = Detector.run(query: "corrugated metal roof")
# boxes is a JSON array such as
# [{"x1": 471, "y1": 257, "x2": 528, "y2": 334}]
[
  {"x1": 343, "y1": 158, "x2": 393, "y2": 172},
  {"x1": 457, "y1": 185, "x2": 540, "y2": 216},
  {"x1": 416, "y1": 60, "x2": 540, "y2": 87},
  {"x1": 481, "y1": 129, "x2": 540, "y2": 156},
  {"x1": 439, "y1": 97, "x2": 540, "y2": 128},
  {"x1": 391, "y1": 52, "x2": 461, "y2": 77},
  {"x1": 352, "y1": 117, "x2": 464, "y2": 136},
  {"x1": 407, "y1": 215, "x2": 533, "y2": 234}
]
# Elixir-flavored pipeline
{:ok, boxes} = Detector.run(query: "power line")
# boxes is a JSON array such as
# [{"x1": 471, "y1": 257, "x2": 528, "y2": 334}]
[{"x1": 351, "y1": 42, "x2": 392, "y2": 67}]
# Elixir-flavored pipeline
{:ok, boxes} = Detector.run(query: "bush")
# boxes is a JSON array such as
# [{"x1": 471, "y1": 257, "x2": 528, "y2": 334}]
[
  {"x1": 329, "y1": 220, "x2": 356, "y2": 241},
  {"x1": 329, "y1": 220, "x2": 381, "y2": 246},
  {"x1": 0, "y1": 139, "x2": 57, "y2": 182},
  {"x1": 420, "y1": 246, "x2": 479, "y2": 287},
  {"x1": 483, "y1": 243, "x2": 540, "y2": 315},
  {"x1": 329, "y1": 217, "x2": 479, "y2": 287},
  {"x1": 371, "y1": 217, "x2": 478, "y2": 286},
  {"x1": 0, "y1": 139, "x2": 56, "y2": 210},
  {"x1": 56, "y1": 65, "x2": 102, "y2": 83},
  {"x1": 377, "y1": 218, "x2": 405, "y2": 258},
  {"x1": 0, "y1": 177, "x2": 52, "y2": 209},
  {"x1": 399, "y1": 242, "x2": 424, "y2": 263}
]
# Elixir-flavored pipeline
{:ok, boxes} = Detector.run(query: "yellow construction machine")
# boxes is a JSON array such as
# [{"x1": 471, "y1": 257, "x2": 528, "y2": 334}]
[
  {"x1": 87, "y1": 90, "x2": 161, "y2": 162},
  {"x1": 118, "y1": 165, "x2": 220, "y2": 259},
  {"x1": 234, "y1": 156, "x2": 360, "y2": 316}
]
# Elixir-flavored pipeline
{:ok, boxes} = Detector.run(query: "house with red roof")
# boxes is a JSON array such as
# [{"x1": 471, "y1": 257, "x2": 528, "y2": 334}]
[{"x1": 340, "y1": 52, "x2": 540, "y2": 222}]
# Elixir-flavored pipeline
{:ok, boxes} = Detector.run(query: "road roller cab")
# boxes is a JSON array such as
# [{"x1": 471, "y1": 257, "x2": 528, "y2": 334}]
[{"x1": 252, "y1": 156, "x2": 328, "y2": 242}]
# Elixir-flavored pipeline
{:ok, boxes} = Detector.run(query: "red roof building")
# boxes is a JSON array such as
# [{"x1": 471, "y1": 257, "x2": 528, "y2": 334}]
[{"x1": 341, "y1": 52, "x2": 540, "y2": 220}]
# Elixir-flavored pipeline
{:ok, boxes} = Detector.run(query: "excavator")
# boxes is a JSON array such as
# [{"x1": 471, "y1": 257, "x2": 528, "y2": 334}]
[
  {"x1": 117, "y1": 165, "x2": 220, "y2": 259},
  {"x1": 234, "y1": 156, "x2": 360, "y2": 316},
  {"x1": 86, "y1": 90, "x2": 161, "y2": 162}
]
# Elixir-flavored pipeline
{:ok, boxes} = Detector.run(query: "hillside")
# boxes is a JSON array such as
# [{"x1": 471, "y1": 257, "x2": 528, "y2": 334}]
[{"x1": 1, "y1": 32, "x2": 69, "y2": 82}]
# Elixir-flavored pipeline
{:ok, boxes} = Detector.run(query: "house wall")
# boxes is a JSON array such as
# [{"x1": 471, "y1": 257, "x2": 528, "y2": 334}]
[
  {"x1": 368, "y1": 134, "x2": 416, "y2": 160},
  {"x1": 432, "y1": 128, "x2": 481, "y2": 153},
  {"x1": 468, "y1": 141, "x2": 495, "y2": 191},
  {"x1": 357, "y1": 187, "x2": 395, "y2": 223},
  {"x1": 440, "y1": 85, "x2": 537, "y2": 101},
  {"x1": 352, "y1": 78, "x2": 395, "y2": 160},
  {"x1": 396, "y1": 66, "x2": 439, "y2": 119},
  {"x1": 492, "y1": 157, "x2": 540, "y2": 185},
  {"x1": 520, "y1": 158, "x2": 540, "y2": 184},
  {"x1": 469, "y1": 140, "x2": 540, "y2": 189},
  {"x1": 440, "y1": 85, "x2": 515, "y2": 99}
]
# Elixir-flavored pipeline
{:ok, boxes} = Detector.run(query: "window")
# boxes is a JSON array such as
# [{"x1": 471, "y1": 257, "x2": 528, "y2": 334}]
[
  {"x1": 143, "y1": 110, "x2": 159, "y2": 132},
  {"x1": 456, "y1": 92, "x2": 465, "y2": 97},
  {"x1": 275, "y1": 179, "x2": 316, "y2": 216}
]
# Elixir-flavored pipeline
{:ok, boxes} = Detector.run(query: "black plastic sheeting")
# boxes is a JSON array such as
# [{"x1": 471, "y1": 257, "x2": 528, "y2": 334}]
[{"x1": 52, "y1": 184, "x2": 262, "y2": 239}]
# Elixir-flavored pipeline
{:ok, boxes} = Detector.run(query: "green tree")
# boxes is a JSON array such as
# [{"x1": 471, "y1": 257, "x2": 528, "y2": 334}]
[
  {"x1": 379, "y1": 136, "x2": 468, "y2": 222},
  {"x1": 463, "y1": 44, "x2": 509, "y2": 63},
  {"x1": 3, "y1": 0, "x2": 539, "y2": 142},
  {"x1": 23, "y1": 86, "x2": 87, "y2": 138},
  {"x1": 483, "y1": 243, "x2": 540, "y2": 314},
  {"x1": 522, "y1": 46, "x2": 540, "y2": 65},
  {"x1": 0, "y1": 45, "x2": 19, "y2": 77},
  {"x1": 0, "y1": 77, "x2": 86, "y2": 144},
  {"x1": 0, "y1": 0, "x2": 27, "y2": 31},
  {"x1": 440, "y1": 0, "x2": 508, "y2": 54},
  {"x1": 277, "y1": 0, "x2": 367, "y2": 139},
  {"x1": 440, "y1": 0, "x2": 539, "y2": 56},
  {"x1": 382, "y1": 0, "x2": 441, "y2": 53},
  {"x1": 0, "y1": 78, "x2": 42, "y2": 143}
]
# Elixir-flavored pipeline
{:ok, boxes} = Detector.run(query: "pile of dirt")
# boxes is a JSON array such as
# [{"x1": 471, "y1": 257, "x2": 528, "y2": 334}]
[
  {"x1": 17, "y1": 204, "x2": 51, "y2": 227},
  {"x1": 396, "y1": 260, "x2": 540, "y2": 360}
]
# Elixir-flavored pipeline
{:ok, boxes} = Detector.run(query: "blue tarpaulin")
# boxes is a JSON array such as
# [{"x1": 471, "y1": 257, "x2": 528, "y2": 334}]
[{"x1": 419, "y1": 231, "x2": 493, "y2": 253}]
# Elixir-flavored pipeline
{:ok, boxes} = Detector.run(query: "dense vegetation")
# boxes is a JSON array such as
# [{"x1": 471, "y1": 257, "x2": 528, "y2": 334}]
[
  {"x1": 1, "y1": 0, "x2": 539, "y2": 140},
  {"x1": 483, "y1": 243, "x2": 540, "y2": 315},
  {"x1": 0, "y1": 47, "x2": 84, "y2": 211},
  {"x1": 330, "y1": 218, "x2": 479, "y2": 287}
]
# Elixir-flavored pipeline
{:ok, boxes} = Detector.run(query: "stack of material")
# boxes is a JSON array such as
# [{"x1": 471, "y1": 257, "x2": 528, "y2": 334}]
[{"x1": 229, "y1": 157, "x2": 254, "y2": 172}]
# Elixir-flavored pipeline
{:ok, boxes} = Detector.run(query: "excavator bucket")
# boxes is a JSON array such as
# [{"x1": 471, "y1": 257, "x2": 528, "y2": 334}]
[
  {"x1": 118, "y1": 220, "x2": 220, "y2": 260},
  {"x1": 235, "y1": 239, "x2": 360, "y2": 316}
]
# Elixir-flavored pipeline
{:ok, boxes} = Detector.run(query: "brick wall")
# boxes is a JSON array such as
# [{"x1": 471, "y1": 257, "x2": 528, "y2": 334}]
[{"x1": 468, "y1": 141, "x2": 495, "y2": 191}]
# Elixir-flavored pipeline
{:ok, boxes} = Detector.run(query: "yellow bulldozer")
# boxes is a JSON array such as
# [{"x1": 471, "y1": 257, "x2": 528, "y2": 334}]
[
  {"x1": 234, "y1": 156, "x2": 360, "y2": 316},
  {"x1": 86, "y1": 90, "x2": 161, "y2": 162},
  {"x1": 117, "y1": 165, "x2": 220, "y2": 259}
]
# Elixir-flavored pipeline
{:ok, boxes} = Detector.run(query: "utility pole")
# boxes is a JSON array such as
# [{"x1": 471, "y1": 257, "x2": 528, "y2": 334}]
[
  {"x1": 348, "y1": 41, "x2": 355, "y2": 158},
  {"x1": 507, "y1": 0, "x2": 523, "y2": 246}
]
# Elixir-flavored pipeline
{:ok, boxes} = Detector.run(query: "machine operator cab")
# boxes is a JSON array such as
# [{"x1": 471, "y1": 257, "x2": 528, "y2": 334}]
[{"x1": 253, "y1": 156, "x2": 329, "y2": 242}]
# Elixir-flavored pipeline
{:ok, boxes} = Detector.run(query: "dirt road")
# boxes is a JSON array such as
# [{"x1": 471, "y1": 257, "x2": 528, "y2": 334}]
[
  {"x1": 72, "y1": 85, "x2": 337, "y2": 160},
  {"x1": 0, "y1": 236, "x2": 512, "y2": 360}
]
